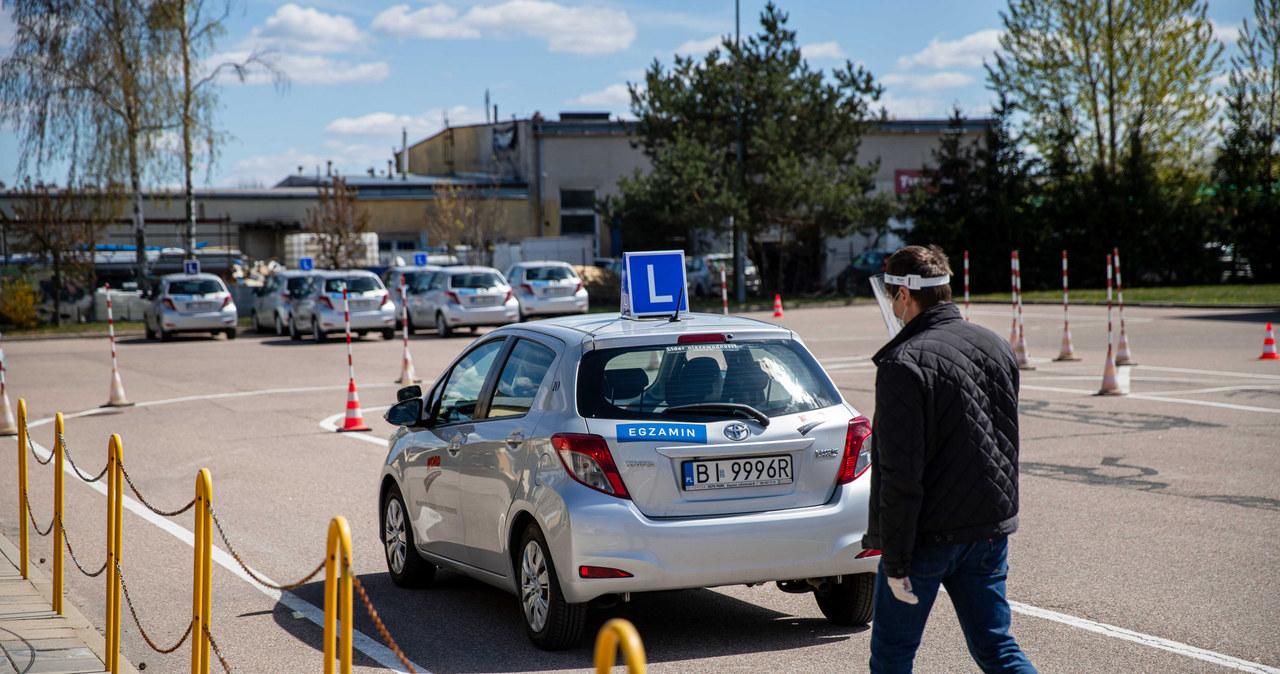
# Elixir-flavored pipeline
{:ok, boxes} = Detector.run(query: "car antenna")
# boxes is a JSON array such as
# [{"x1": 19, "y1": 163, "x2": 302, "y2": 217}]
[{"x1": 669, "y1": 285, "x2": 685, "y2": 323}]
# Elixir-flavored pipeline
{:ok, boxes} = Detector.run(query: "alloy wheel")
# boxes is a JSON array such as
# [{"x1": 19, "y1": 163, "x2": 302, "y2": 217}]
[
  {"x1": 383, "y1": 498, "x2": 407, "y2": 575},
  {"x1": 520, "y1": 540, "x2": 550, "y2": 632}
]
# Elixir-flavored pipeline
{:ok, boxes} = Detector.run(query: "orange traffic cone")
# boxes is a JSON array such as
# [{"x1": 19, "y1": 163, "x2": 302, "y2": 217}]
[
  {"x1": 772, "y1": 294, "x2": 784, "y2": 318},
  {"x1": 337, "y1": 378, "x2": 372, "y2": 432},
  {"x1": 1261, "y1": 323, "x2": 1280, "y2": 360},
  {"x1": 1097, "y1": 345, "x2": 1127, "y2": 396},
  {"x1": 104, "y1": 367, "x2": 133, "y2": 407},
  {"x1": 1014, "y1": 328, "x2": 1035, "y2": 371},
  {"x1": 1009, "y1": 319, "x2": 1019, "y2": 347},
  {"x1": 1054, "y1": 325, "x2": 1081, "y2": 362},
  {"x1": 397, "y1": 346, "x2": 419, "y2": 386},
  {"x1": 0, "y1": 384, "x2": 15, "y2": 436}
]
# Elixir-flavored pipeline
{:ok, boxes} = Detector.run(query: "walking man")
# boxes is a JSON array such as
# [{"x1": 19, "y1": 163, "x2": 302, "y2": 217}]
[{"x1": 865, "y1": 245, "x2": 1036, "y2": 673}]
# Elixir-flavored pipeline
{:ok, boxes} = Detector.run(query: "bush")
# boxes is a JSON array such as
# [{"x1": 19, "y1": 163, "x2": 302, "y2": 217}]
[{"x1": 1, "y1": 276, "x2": 41, "y2": 328}]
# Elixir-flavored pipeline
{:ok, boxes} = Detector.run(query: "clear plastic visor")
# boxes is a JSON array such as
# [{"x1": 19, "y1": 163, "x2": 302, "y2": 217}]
[{"x1": 870, "y1": 275, "x2": 902, "y2": 339}]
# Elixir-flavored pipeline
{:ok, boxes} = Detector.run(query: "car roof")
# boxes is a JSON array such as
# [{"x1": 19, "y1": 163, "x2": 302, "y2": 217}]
[
  {"x1": 160, "y1": 273, "x2": 225, "y2": 283},
  {"x1": 444, "y1": 266, "x2": 504, "y2": 274},
  {"x1": 492, "y1": 312, "x2": 792, "y2": 348},
  {"x1": 386, "y1": 265, "x2": 442, "y2": 273},
  {"x1": 317, "y1": 269, "x2": 378, "y2": 277},
  {"x1": 274, "y1": 270, "x2": 318, "y2": 277},
  {"x1": 513, "y1": 260, "x2": 573, "y2": 267}
]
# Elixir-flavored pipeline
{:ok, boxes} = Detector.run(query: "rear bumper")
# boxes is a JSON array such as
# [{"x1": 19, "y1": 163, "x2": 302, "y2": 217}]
[
  {"x1": 536, "y1": 473, "x2": 877, "y2": 603},
  {"x1": 316, "y1": 308, "x2": 396, "y2": 332},
  {"x1": 520, "y1": 295, "x2": 588, "y2": 316},
  {"x1": 442, "y1": 303, "x2": 518, "y2": 327},
  {"x1": 162, "y1": 309, "x2": 237, "y2": 331}
]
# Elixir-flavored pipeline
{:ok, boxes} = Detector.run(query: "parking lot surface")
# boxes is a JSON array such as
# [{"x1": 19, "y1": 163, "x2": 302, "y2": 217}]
[{"x1": 2, "y1": 301, "x2": 1277, "y2": 673}]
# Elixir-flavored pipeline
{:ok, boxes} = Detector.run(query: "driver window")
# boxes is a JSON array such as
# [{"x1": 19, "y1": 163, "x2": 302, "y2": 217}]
[
  {"x1": 487, "y1": 339, "x2": 556, "y2": 419},
  {"x1": 431, "y1": 339, "x2": 505, "y2": 425},
  {"x1": 428, "y1": 273, "x2": 445, "y2": 291}
]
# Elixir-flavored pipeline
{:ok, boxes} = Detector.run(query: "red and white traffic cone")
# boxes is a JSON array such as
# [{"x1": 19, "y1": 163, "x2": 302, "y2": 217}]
[
  {"x1": 1055, "y1": 250, "x2": 1081, "y2": 361},
  {"x1": 1009, "y1": 251, "x2": 1019, "y2": 346},
  {"x1": 772, "y1": 294, "x2": 784, "y2": 318},
  {"x1": 398, "y1": 348, "x2": 418, "y2": 386},
  {"x1": 0, "y1": 332, "x2": 16, "y2": 436},
  {"x1": 338, "y1": 378, "x2": 372, "y2": 432},
  {"x1": 1114, "y1": 248, "x2": 1136, "y2": 365},
  {"x1": 1097, "y1": 344, "x2": 1127, "y2": 395},
  {"x1": 102, "y1": 285, "x2": 133, "y2": 407},
  {"x1": 396, "y1": 277, "x2": 420, "y2": 386},
  {"x1": 1260, "y1": 323, "x2": 1279, "y2": 360}
]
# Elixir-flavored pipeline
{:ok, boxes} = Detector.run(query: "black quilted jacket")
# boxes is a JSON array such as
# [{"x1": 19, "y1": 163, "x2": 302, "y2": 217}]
[{"x1": 862, "y1": 302, "x2": 1021, "y2": 577}]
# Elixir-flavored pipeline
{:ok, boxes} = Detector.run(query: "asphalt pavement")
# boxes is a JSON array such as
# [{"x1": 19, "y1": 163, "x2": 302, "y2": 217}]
[{"x1": 1, "y1": 301, "x2": 1277, "y2": 673}]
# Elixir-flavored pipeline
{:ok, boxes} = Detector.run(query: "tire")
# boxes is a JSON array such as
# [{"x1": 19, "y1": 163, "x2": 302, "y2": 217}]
[
  {"x1": 406, "y1": 313, "x2": 418, "y2": 335},
  {"x1": 275, "y1": 314, "x2": 285, "y2": 337},
  {"x1": 357, "y1": 331, "x2": 368, "y2": 339},
  {"x1": 289, "y1": 318, "x2": 301, "y2": 341},
  {"x1": 313, "y1": 320, "x2": 327, "y2": 343},
  {"x1": 435, "y1": 313, "x2": 452, "y2": 338},
  {"x1": 518, "y1": 523, "x2": 587, "y2": 650},
  {"x1": 381, "y1": 484, "x2": 436, "y2": 588},
  {"x1": 251, "y1": 311, "x2": 262, "y2": 333},
  {"x1": 225, "y1": 328, "x2": 237, "y2": 340},
  {"x1": 382, "y1": 328, "x2": 395, "y2": 340},
  {"x1": 145, "y1": 322, "x2": 156, "y2": 340},
  {"x1": 160, "y1": 327, "x2": 173, "y2": 342},
  {"x1": 814, "y1": 573, "x2": 875, "y2": 626}
]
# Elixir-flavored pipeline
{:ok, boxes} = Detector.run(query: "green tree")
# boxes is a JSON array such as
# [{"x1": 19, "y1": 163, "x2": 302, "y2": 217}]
[
  {"x1": 304, "y1": 176, "x2": 370, "y2": 270},
  {"x1": 619, "y1": 2, "x2": 887, "y2": 294}
]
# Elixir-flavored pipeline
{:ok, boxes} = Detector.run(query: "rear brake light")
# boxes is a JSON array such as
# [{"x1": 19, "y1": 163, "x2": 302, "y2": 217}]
[
  {"x1": 856, "y1": 549, "x2": 881, "y2": 559},
  {"x1": 521, "y1": 283, "x2": 534, "y2": 296},
  {"x1": 504, "y1": 289, "x2": 513, "y2": 302},
  {"x1": 678, "y1": 333, "x2": 726, "y2": 344},
  {"x1": 221, "y1": 296, "x2": 231, "y2": 309},
  {"x1": 579, "y1": 565, "x2": 633, "y2": 579},
  {"x1": 380, "y1": 293, "x2": 390, "y2": 307},
  {"x1": 445, "y1": 291, "x2": 460, "y2": 305},
  {"x1": 162, "y1": 298, "x2": 176, "y2": 310},
  {"x1": 281, "y1": 293, "x2": 291, "y2": 302},
  {"x1": 318, "y1": 296, "x2": 334, "y2": 310},
  {"x1": 574, "y1": 280, "x2": 583, "y2": 293},
  {"x1": 837, "y1": 416, "x2": 872, "y2": 484},
  {"x1": 551, "y1": 433, "x2": 630, "y2": 499}
]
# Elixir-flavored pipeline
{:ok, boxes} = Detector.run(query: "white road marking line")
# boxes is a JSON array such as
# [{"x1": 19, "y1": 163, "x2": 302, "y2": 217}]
[
  {"x1": 1007, "y1": 600, "x2": 1280, "y2": 673},
  {"x1": 1140, "y1": 384, "x2": 1280, "y2": 396},
  {"x1": 320, "y1": 409, "x2": 390, "y2": 447},
  {"x1": 1136, "y1": 365, "x2": 1280, "y2": 382},
  {"x1": 819, "y1": 355, "x2": 873, "y2": 362},
  {"x1": 1021, "y1": 384, "x2": 1097, "y2": 395},
  {"x1": 1019, "y1": 385, "x2": 1280, "y2": 414},
  {"x1": 968, "y1": 308, "x2": 1155, "y2": 323},
  {"x1": 26, "y1": 402, "x2": 428, "y2": 674},
  {"x1": 823, "y1": 363, "x2": 876, "y2": 372}
]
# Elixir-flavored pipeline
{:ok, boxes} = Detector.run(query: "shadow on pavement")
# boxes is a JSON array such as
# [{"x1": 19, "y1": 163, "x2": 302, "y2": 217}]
[
  {"x1": 274, "y1": 570, "x2": 864, "y2": 673},
  {"x1": 1178, "y1": 309, "x2": 1280, "y2": 324}
]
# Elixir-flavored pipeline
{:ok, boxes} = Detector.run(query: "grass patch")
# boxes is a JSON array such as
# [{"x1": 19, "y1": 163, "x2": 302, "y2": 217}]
[
  {"x1": 972, "y1": 284, "x2": 1280, "y2": 305},
  {"x1": 2, "y1": 316, "x2": 254, "y2": 337}
]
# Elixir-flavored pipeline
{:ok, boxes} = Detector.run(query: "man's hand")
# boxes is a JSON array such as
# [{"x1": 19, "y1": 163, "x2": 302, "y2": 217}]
[{"x1": 886, "y1": 576, "x2": 919, "y2": 605}]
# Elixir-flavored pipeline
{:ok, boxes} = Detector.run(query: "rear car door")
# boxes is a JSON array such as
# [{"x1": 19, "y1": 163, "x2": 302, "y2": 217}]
[{"x1": 457, "y1": 334, "x2": 562, "y2": 574}]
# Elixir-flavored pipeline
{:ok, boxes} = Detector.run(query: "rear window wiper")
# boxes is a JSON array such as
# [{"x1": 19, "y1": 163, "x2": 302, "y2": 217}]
[{"x1": 663, "y1": 403, "x2": 770, "y2": 427}]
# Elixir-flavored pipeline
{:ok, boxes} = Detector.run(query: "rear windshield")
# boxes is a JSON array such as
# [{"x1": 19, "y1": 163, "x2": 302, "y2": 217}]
[
  {"x1": 324, "y1": 276, "x2": 381, "y2": 293},
  {"x1": 577, "y1": 340, "x2": 841, "y2": 420},
  {"x1": 397, "y1": 271, "x2": 432, "y2": 288},
  {"x1": 525, "y1": 266, "x2": 576, "y2": 281},
  {"x1": 449, "y1": 272, "x2": 504, "y2": 289},
  {"x1": 167, "y1": 280, "x2": 223, "y2": 295},
  {"x1": 286, "y1": 277, "x2": 311, "y2": 292}
]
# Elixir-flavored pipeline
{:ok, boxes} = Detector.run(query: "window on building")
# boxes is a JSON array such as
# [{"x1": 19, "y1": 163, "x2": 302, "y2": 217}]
[{"x1": 560, "y1": 188, "x2": 596, "y2": 237}]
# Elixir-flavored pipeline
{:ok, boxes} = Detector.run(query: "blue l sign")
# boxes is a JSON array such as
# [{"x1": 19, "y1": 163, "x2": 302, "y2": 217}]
[
  {"x1": 299, "y1": 257, "x2": 314, "y2": 271},
  {"x1": 621, "y1": 250, "x2": 689, "y2": 318},
  {"x1": 183, "y1": 259, "x2": 200, "y2": 275},
  {"x1": 413, "y1": 252, "x2": 428, "y2": 266}
]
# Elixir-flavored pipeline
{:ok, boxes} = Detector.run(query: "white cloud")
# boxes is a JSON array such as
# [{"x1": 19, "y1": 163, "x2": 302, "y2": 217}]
[
  {"x1": 672, "y1": 35, "x2": 725, "y2": 57},
  {"x1": 230, "y1": 141, "x2": 393, "y2": 187},
  {"x1": 371, "y1": 1, "x2": 636, "y2": 55},
  {"x1": 619, "y1": 68, "x2": 647, "y2": 81},
  {"x1": 879, "y1": 93, "x2": 947, "y2": 119},
  {"x1": 1, "y1": 8, "x2": 15, "y2": 51},
  {"x1": 215, "y1": 51, "x2": 390, "y2": 85},
  {"x1": 881, "y1": 71, "x2": 974, "y2": 91},
  {"x1": 247, "y1": 4, "x2": 369, "y2": 54},
  {"x1": 324, "y1": 105, "x2": 488, "y2": 137},
  {"x1": 896, "y1": 29, "x2": 1002, "y2": 70},
  {"x1": 566, "y1": 83, "x2": 635, "y2": 107},
  {"x1": 1211, "y1": 19, "x2": 1240, "y2": 43},
  {"x1": 802, "y1": 41, "x2": 846, "y2": 60}
]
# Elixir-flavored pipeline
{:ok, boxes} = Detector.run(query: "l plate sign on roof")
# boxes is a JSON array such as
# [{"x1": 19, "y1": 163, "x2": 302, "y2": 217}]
[{"x1": 621, "y1": 250, "x2": 689, "y2": 318}]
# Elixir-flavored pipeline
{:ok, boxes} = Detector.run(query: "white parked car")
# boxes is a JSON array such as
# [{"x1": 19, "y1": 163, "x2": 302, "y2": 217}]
[
  {"x1": 144, "y1": 273, "x2": 238, "y2": 340},
  {"x1": 378, "y1": 312, "x2": 877, "y2": 650},
  {"x1": 503, "y1": 261, "x2": 589, "y2": 320},
  {"x1": 289, "y1": 270, "x2": 397, "y2": 341}
]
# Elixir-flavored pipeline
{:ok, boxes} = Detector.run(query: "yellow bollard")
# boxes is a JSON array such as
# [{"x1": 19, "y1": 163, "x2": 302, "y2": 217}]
[
  {"x1": 105, "y1": 434, "x2": 124, "y2": 674},
  {"x1": 324, "y1": 516, "x2": 353, "y2": 674},
  {"x1": 191, "y1": 468, "x2": 212, "y2": 674},
  {"x1": 17, "y1": 398, "x2": 28, "y2": 579},
  {"x1": 594, "y1": 618, "x2": 647, "y2": 674},
  {"x1": 53, "y1": 414, "x2": 64, "y2": 615}
]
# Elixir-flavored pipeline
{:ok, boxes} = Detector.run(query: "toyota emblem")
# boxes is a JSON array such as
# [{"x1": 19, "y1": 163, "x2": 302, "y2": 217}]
[{"x1": 724, "y1": 422, "x2": 750, "y2": 441}]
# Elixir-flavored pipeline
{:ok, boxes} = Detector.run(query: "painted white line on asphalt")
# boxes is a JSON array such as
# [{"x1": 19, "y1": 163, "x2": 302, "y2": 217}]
[
  {"x1": 1136, "y1": 365, "x2": 1280, "y2": 382},
  {"x1": 1007, "y1": 600, "x2": 1280, "y2": 673},
  {"x1": 27, "y1": 401, "x2": 429, "y2": 674},
  {"x1": 320, "y1": 409, "x2": 391, "y2": 447},
  {"x1": 820, "y1": 355, "x2": 874, "y2": 362},
  {"x1": 968, "y1": 308, "x2": 1155, "y2": 324},
  {"x1": 1019, "y1": 385, "x2": 1280, "y2": 414},
  {"x1": 1021, "y1": 384, "x2": 1098, "y2": 395},
  {"x1": 1140, "y1": 384, "x2": 1280, "y2": 396},
  {"x1": 823, "y1": 363, "x2": 875, "y2": 372}
]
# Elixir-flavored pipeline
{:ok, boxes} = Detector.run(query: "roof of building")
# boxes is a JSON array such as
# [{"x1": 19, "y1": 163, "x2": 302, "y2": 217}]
[{"x1": 273, "y1": 172, "x2": 528, "y2": 199}]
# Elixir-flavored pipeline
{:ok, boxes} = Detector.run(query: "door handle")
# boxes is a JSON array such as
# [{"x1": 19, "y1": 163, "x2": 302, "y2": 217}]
[
  {"x1": 506, "y1": 431, "x2": 525, "y2": 448},
  {"x1": 447, "y1": 436, "x2": 463, "y2": 456}
]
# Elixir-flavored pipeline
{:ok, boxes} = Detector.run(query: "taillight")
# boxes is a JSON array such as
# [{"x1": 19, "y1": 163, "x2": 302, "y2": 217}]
[
  {"x1": 504, "y1": 289, "x2": 513, "y2": 302},
  {"x1": 837, "y1": 416, "x2": 872, "y2": 484},
  {"x1": 521, "y1": 283, "x2": 534, "y2": 296},
  {"x1": 678, "y1": 333, "x2": 726, "y2": 344},
  {"x1": 281, "y1": 293, "x2": 291, "y2": 302},
  {"x1": 380, "y1": 293, "x2": 390, "y2": 307},
  {"x1": 162, "y1": 298, "x2": 176, "y2": 310},
  {"x1": 318, "y1": 296, "x2": 334, "y2": 310},
  {"x1": 445, "y1": 291, "x2": 460, "y2": 305},
  {"x1": 579, "y1": 565, "x2": 633, "y2": 579},
  {"x1": 220, "y1": 296, "x2": 231, "y2": 309},
  {"x1": 856, "y1": 549, "x2": 881, "y2": 559},
  {"x1": 573, "y1": 280, "x2": 583, "y2": 293},
  {"x1": 551, "y1": 433, "x2": 630, "y2": 499}
]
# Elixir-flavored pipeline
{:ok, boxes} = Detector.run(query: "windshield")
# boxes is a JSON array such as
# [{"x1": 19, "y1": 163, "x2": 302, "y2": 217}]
[
  {"x1": 524, "y1": 266, "x2": 576, "y2": 281},
  {"x1": 167, "y1": 280, "x2": 223, "y2": 295},
  {"x1": 324, "y1": 276, "x2": 381, "y2": 293},
  {"x1": 577, "y1": 340, "x2": 840, "y2": 420},
  {"x1": 449, "y1": 272, "x2": 504, "y2": 289},
  {"x1": 285, "y1": 277, "x2": 311, "y2": 292}
]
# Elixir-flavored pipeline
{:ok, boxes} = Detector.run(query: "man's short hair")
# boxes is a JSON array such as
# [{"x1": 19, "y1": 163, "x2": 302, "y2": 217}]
[{"x1": 886, "y1": 245, "x2": 953, "y2": 309}]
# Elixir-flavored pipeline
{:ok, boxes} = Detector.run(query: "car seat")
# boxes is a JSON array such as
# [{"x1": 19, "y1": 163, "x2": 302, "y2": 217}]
[{"x1": 667, "y1": 357, "x2": 722, "y2": 407}]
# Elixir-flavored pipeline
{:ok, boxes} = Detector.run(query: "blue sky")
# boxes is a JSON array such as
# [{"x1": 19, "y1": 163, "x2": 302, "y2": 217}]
[{"x1": 0, "y1": 0, "x2": 1256, "y2": 188}]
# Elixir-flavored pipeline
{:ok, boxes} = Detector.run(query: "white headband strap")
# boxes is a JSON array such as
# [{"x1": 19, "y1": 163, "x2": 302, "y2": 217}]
[{"x1": 884, "y1": 273, "x2": 951, "y2": 290}]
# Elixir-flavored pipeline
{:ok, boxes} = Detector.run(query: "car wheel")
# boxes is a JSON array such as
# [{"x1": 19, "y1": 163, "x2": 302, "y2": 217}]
[
  {"x1": 225, "y1": 328, "x2": 237, "y2": 340},
  {"x1": 145, "y1": 322, "x2": 156, "y2": 340},
  {"x1": 381, "y1": 484, "x2": 436, "y2": 588},
  {"x1": 435, "y1": 313, "x2": 452, "y2": 338},
  {"x1": 517, "y1": 309, "x2": 527, "y2": 323},
  {"x1": 275, "y1": 314, "x2": 285, "y2": 337},
  {"x1": 382, "y1": 328, "x2": 395, "y2": 340},
  {"x1": 251, "y1": 311, "x2": 261, "y2": 333},
  {"x1": 814, "y1": 573, "x2": 875, "y2": 626},
  {"x1": 289, "y1": 318, "x2": 301, "y2": 341},
  {"x1": 406, "y1": 312, "x2": 418, "y2": 335},
  {"x1": 160, "y1": 327, "x2": 173, "y2": 342},
  {"x1": 313, "y1": 320, "x2": 327, "y2": 343},
  {"x1": 518, "y1": 523, "x2": 587, "y2": 650}
]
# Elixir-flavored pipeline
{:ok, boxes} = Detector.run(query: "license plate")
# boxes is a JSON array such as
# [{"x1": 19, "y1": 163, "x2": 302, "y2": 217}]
[
  {"x1": 189, "y1": 302, "x2": 214, "y2": 310},
  {"x1": 682, "y1": 454, "x2": 793, "y2": 490},
  {"x1": 471, "y1": 296, "x2": 498, "y2": 306}
]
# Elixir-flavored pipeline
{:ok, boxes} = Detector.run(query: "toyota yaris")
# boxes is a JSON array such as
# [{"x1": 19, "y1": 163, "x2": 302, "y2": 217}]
[{"x1": 378, "y1": 312, "x2": 877, "y2": 649}]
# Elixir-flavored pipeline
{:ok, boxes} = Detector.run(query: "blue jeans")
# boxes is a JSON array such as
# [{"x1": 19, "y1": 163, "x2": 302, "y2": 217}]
[{"x1": 869, "y1": 537, "x2": 1036, "y2": 673}]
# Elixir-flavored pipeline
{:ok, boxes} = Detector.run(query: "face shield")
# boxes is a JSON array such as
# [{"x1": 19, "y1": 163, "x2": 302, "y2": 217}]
[{"x1": 870, "y1": 272, "x2": 952, "y2": 339}]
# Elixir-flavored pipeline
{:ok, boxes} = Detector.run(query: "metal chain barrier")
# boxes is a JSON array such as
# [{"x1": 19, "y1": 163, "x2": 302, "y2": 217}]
[
  {"x1": 203, "y1": 624, "x2": 233, "y2": 674},
  {"x1": 24, "y1": 492, "x2": 54, "y2": 536},
  {"x1": 28, "y1": 430, "x2": 53, "y2": 465},
  {"x1": 115, "y1": 560, "x2": 194, "y2": 655},
  {"x1": 351, "y1": 575, "x2": 418, "y2": 674},
  {"x1": 58, "y1": 516, "x2": 108, "y2": 578},
  {"x1": 207, "y1": 502, "x2": 325, "y2": 591},
  {"x1": 118, "y1": 462, "x2": 197, "y2": 517},
  {"x1": 60, "y1": 432, "x2": 110, "y2": 483}
]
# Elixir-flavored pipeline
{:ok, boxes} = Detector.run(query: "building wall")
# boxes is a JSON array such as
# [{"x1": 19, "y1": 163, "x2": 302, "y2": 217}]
[{"x1": 537, "y1": 133, "x2": 651, "y2": 256}]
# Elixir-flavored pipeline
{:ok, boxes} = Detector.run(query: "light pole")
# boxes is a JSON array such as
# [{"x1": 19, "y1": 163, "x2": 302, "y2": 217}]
[{"x1": 733, "y1": 0, "x2": 747, "y2": 304}]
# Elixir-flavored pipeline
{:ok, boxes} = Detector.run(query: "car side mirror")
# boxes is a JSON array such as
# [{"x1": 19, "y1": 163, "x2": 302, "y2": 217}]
[
  {"x1": 384, "y1": 399, "x2": 423, "y2": 427},
  {"x1": 396, "y1": 385, "x2": 422, "y2": 402}
]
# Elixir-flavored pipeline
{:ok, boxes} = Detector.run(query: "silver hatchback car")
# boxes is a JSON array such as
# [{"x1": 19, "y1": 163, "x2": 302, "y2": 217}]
[
  {"x1": 378, "y1": 312, "x2": 877, "y2": 650},
  {"x1": 289, "y1": 270, "x2": 397, "y2": 341},
  {"x1": 144, "y1": 273, "x2": 238, "y2": 340},
  {"x1": 503, "y1": 261, "x2": 589, "y2": 320},
  {"x1": 408, "y1": 266, "x2": 517, "y2": 337}
]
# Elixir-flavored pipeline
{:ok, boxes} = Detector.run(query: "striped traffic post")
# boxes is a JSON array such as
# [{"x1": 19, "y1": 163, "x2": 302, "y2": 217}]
[
  {"x1": 963, "y1": 250, "x2": 970, "y2": 321},
  {"x1": 1098, "y1": 254, "x2": 1124, "y2": 395},
  {"x1": 103, "y1": 284, "x2": 133, "y2": 407},
  {"x1": 1055, "y1": 250, "x2": 1080, "y2": 361},
  {"x1": 1013, "y1": 251, "x2": 1033, "y2": 370},
  {"x1": 396, "y1": 275, "x2": 419, "y2": 385},
  {"x1": 0, "y1": 331, "x2": 16, "y2": 435},
  {"x1": 720, "y1": 266, "x2": 728, "y2": 315},
  {"x1": 337, "y1": 284, "x2": 371, "y2": 432},
  {"x1": 1114, "y1": 248, "x2": 1136, "y2": 365},
  {"x1": 1009, "y1": 252, "x2": 1018, "y2": 345}
]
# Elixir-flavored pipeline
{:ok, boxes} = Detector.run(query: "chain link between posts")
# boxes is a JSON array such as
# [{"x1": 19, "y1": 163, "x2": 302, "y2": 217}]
[
  {"x1": 58, "y1": 515, "x2": 108, "y2": 577},
  {"x1": 119, "y1": 462, "x2": 197, "y2": 517},
  {"x1": 24, "y1": 492, "x2": 54, "y2": 536},
  {"x1": 203, "y1": 624, "x2": 233, "y2": 674},
  {"x1": 351, "y1": 574, "x2": 418, "y2": 674},
  {"x1": 28, "y1": 430, "x2": 53, "y2": 465},
  {"x1": 207, "y1": 502, "x2": 325, "y2": 592},
  {"x1": 115, "y1": 560, "x2": 194, "y2": 655},
  {"x1": 60, "y1": 433, "x2": 110, "y2": 483}
]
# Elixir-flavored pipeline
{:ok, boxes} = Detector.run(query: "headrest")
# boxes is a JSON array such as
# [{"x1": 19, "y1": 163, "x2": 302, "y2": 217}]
[{"x1": 603, "y1": 368, "x2": 649, "y2": 400}]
